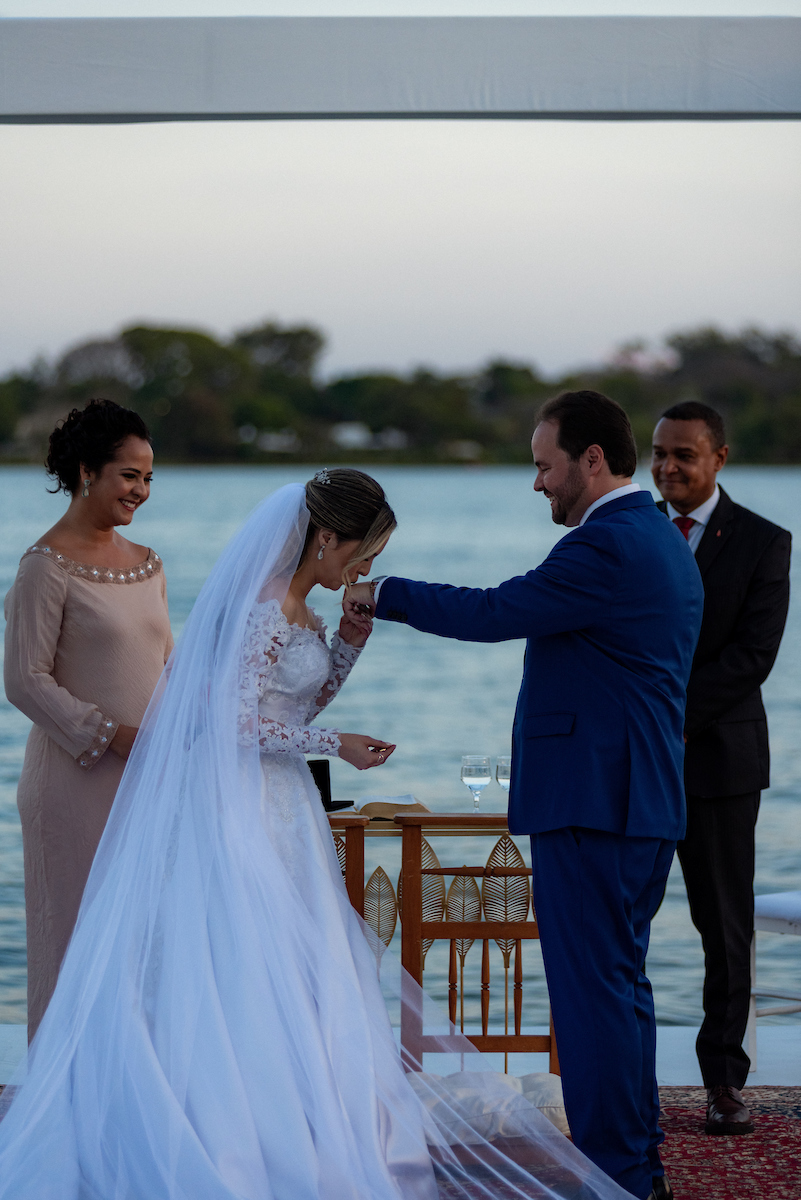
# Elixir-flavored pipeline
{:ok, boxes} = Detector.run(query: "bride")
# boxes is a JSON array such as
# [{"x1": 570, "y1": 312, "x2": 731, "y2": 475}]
[{"x1": 0, "y1": 469, "x2": 627, "y2": 1199}]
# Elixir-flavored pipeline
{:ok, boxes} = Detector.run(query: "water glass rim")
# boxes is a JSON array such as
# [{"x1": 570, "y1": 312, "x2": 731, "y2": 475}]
[{"x1": 461, "y1": 754, "x2": 491, "y2": 764}]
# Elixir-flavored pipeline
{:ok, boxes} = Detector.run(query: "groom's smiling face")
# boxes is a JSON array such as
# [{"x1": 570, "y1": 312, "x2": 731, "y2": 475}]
[{"x1": 531, "y1": 420, "x2": 587, "y2": 526}]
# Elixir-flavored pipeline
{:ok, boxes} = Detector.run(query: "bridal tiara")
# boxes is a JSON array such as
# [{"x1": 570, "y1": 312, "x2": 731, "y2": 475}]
[{"x1": 313, "y1": 468, "x2": 332, "y2": 485}]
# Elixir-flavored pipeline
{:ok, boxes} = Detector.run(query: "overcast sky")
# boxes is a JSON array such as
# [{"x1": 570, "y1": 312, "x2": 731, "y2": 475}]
[{"x1": 1, "y1": 2, "x2": 799, "y2": 380}]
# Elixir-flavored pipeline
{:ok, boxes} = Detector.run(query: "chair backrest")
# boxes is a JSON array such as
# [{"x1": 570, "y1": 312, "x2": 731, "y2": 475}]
[{"x1": 328, "y1": 812, "x2": 559, "y2": 1074}]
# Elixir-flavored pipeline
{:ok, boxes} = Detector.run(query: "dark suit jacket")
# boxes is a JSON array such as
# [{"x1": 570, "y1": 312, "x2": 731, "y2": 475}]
[
  {"x1": 376, "y1": 491, "x2": 704, "y2": 840},
  {"x1": 657, "y1": 487, "x2": 791, "y2": 798}
]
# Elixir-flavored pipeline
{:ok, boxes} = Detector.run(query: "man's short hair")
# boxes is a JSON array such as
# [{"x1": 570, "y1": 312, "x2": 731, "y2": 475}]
[
  {"x1": 536, "y1": 389, "x2": 638, "y2": 478},
  {"x1": 659, "y1": 401, "x2": 726, "y2": 451}
]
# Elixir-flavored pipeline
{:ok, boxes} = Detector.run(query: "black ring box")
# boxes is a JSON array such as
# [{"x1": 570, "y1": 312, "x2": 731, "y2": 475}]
[{"x1": 307, "y1": 759, "x2": 353, "y2": 813}]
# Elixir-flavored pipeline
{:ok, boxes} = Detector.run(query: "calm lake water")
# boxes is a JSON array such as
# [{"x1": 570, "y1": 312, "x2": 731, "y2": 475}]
[{"x1": 0, "y1": 464, "x2": 799, "y2": 1029}]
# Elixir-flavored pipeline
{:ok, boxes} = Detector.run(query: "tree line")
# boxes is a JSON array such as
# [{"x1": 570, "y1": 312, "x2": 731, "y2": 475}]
[{"x1": 1, "y1": 321, "x2": 800, "y2": 466}]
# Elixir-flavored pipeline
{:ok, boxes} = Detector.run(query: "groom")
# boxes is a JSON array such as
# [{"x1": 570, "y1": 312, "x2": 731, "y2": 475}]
[{"x1": 345, "y1": 391, "x2": 704, "y2": 1200}]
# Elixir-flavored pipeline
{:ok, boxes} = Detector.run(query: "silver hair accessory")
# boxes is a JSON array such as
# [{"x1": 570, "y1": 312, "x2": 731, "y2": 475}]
[
  {"x1": 313, "y1": 468, "x2": 332, "y2": 485},
  {"x1": 82, "y1": 479, "x2": 91, "y2": 498}
]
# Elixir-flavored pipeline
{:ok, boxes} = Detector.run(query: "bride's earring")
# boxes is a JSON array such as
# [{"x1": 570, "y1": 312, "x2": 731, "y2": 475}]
[
  {"x1": 81, "y1": 479, "x2": 90, "y2": 498},
  {"x1": 317, "y1": 546, "x2": 325, "y2": 561}
]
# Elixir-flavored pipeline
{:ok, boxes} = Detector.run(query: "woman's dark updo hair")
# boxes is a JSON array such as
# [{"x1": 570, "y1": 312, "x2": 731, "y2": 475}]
[
  {"x1": 46, "y1": 399, "x2": 152, "y2": 496},
  {"x1": 303, "y1": 468, "x2": 396, "y2": 583}
]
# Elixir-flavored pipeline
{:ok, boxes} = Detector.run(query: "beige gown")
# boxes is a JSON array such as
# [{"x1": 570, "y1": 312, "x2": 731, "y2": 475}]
[{"x1": 3, "y1": 544, "x2": 173, "y2": 1037}]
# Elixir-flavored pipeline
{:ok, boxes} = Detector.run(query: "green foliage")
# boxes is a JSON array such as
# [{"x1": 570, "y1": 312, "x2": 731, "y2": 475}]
[
  {"x1": 659, "y1": 327, "x2": 801, "y2": 462},
  {"x1": 558, "y1": 327, "x2": 801, "y2": 464},
  {"x1": 479, "y1": 360, "x2": 548, "y2": 408},
  {"x1": 0, "y1": 374, "x2": 44, "y2": 442},
  {"x1": 232, "y1": 394, "x2": 297, "y2": 432},
  {"x1": 2, "y1": 321, "x2": 799, "y2": 464},
  {"x1": 233, "y1": 321, "x2": 324, "y2": 379},
  {"x1": 323, "y1": 374, "x2": 412, "y2": 428}
]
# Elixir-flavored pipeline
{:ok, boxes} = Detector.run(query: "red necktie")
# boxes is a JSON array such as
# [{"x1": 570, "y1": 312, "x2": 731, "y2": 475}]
[{"x1": 673, "y1": 516, "x2": 694, "y2": 540}]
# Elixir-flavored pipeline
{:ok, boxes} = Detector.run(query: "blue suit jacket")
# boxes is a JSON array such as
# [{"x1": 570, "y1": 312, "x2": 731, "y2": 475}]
[{"x1": 375, "y1": 491, "x2": 704, "y2": 840}]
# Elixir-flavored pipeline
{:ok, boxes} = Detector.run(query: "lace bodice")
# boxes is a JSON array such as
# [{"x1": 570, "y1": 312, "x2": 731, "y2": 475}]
[{"x1": 237, "y1": 598, "x2": 361, "y2": 757}]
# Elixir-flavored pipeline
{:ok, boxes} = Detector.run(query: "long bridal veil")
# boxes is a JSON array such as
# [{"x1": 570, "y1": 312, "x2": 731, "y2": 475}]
[{"x1": 0, "y1": 483, "x2": 628, "y2": 1200}]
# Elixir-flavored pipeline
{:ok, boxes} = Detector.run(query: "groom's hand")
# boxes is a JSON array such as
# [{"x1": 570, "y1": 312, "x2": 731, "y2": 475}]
[{"x1": 343, "y1": 582, "x2": 375, "y2": 634}]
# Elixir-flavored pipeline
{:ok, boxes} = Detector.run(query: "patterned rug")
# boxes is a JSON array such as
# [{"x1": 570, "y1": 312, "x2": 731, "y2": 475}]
[
  {"x1": 658, "y1": 1086, "x2": 801, "y2": 1200},
  {"x1": 435, "y1": 1087, "x2": 801, "y2": 1198},
  {"x1": 1, "y1": 1083, "x2": 797, "y2": 1196}
]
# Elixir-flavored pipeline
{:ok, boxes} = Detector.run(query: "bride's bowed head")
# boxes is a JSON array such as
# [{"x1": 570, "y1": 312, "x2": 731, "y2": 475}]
[{"x1": 285, "y1": 467, "x2": 398, "y2": 770}]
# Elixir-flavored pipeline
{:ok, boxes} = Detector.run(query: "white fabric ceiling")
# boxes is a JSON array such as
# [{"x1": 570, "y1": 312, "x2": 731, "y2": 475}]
[{"x1": 1, "y1": 16, "x2": 799, "y2": 122}]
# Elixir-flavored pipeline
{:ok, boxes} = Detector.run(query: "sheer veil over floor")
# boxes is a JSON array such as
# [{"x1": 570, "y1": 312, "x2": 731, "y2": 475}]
[{"x1": 0, "y1": 483, "x2": 628, "y2": 1199}]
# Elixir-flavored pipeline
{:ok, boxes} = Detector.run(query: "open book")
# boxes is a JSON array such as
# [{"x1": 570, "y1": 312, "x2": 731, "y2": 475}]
[{"x1": 355, "y1": 795, "x2": 432, "y2": 821}]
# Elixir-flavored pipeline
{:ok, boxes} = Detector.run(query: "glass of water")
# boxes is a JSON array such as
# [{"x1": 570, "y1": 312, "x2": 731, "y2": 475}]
[
  {"x1": 461, "y1": 755, "x2": 491, "y2": 812},
  {"x1": 496, "y1": 756, "x2": 511, "y2": 793}
]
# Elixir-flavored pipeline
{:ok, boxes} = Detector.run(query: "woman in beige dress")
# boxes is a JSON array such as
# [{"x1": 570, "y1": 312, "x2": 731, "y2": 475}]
[{"x1": 3, "y1": 399, "x2": 173, "y2": 1037}]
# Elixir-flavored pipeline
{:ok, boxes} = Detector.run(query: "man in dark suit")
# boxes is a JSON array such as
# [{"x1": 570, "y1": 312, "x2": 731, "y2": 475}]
[
  {"x1": 651, "y1": 400, "x2": 791, "y2": 1137},
  {"x1": 345, "y1": 391, "x2": 704, "y2": 1200}
]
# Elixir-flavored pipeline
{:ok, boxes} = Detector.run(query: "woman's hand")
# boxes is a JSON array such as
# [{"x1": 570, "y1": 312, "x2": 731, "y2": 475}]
[
  {"x1": 110, "y1": 724, "x2": 138, "y2": 761},
  {"x1": 337, "y1": 609, "x2": 372, "y2": 648},
  {"x1": 337, "y1": 734, "x2": 396, "y2": 771},
  {"x1": 342, "y1": 583, "x2": 375, "y2": 638}
]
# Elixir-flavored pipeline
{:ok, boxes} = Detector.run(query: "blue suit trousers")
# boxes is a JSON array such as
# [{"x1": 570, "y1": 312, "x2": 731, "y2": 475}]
[{"x1": 530, "y1": 829, "x2": 675, "y2": 1200}]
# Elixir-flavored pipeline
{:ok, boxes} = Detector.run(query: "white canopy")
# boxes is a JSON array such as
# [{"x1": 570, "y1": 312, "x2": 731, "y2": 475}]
[{"x1": 1, "y1": 16, "x2": 799, "y2": 123}]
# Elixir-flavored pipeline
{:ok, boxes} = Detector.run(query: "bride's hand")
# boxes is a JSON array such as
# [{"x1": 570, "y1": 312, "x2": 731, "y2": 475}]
[
  {"x1": 342, "y1": 583, "x2": 374, "y2": 636},
  {"x1": 338, "y1": 734, "x2": 396, "y2": 771},
  {"x1": 337, "y1": 610, "x2": 372, "y2": 648}
]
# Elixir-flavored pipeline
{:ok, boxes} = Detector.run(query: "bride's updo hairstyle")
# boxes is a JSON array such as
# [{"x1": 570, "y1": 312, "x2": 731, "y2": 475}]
[
  {"x1": 303, "y1": 468, "x2": 396, "y2": 585},
  {"x1": 46, "y1": 398, "x2": 152, "y2": 496}
]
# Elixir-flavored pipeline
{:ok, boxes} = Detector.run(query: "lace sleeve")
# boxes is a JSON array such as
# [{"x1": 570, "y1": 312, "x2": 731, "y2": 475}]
[
  {"x1": 237, "y1": 602, "x2": 342, "y2": 758},
  {"x1": 256, "y1": 719, "x2": 340, "y2": 756},
  {"x1": 309, "y1": 630, "x2": 362, "y2": 718}
]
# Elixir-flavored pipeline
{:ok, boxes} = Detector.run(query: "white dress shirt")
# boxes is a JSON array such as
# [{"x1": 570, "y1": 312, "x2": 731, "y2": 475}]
[
  {"x1": 578, "y1": 483, "x2": 641, "y2": 526},
  {"x1": 666, "y1": 483, "x2": 720, "y2": 555}
]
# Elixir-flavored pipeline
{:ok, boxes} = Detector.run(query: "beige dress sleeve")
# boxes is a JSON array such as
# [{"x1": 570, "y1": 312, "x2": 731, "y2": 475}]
[{"x1": 3, "y1": 554, "x2": 119, "y2": 770}]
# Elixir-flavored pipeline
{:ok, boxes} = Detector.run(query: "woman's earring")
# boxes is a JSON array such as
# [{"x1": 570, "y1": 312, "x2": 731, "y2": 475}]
[
  {"x1": 317, "y1": 547, "x2": 325, "y2": 561},
  {"x1": 81, "y1": 479, "x2": 90, "y2": 498}
]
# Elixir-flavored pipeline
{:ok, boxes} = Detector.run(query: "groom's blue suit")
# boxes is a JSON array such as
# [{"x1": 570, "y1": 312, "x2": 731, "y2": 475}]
[{"x1": 375, "y1": 491, "x2": 704, "y2": 1198}]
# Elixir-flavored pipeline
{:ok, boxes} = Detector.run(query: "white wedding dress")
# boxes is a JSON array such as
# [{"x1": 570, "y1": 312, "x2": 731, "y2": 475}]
[
  {"x1": 0, "y1": 484, "x2": 627, "y2": 1200},
  {"x1": 233, "y1": 598, "x2": 441, "y2": 1197}
]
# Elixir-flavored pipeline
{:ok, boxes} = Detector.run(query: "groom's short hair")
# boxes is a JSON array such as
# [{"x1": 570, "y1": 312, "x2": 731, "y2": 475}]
[{"x1": 537, "y1": 390, "x2": 638, "y2": 478}]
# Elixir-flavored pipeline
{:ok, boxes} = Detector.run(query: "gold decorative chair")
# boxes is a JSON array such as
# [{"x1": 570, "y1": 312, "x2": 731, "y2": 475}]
[{"x1": 328, "y1": 811, "x2": 559, "y2": 1075}]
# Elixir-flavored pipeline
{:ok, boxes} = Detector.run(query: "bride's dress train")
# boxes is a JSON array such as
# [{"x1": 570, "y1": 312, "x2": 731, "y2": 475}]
[{"x1": 0, "y1": 485, "x2": 627, "y2": 1199}]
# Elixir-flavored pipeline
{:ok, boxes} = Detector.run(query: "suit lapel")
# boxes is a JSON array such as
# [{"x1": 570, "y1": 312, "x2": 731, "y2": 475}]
[
  {"x1": 694, "y1": 487, "x2": 735, "y2": 577},
  {"x1": 656, "y1": 488, "x2": 735, "y2": 577}
]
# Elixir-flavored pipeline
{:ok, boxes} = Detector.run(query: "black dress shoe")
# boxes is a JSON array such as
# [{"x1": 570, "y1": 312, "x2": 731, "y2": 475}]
[
  {"x1": 705, "y1": 1084, "x2": 754, "y2": 1135},
  {"x1": 650, "y1": 1174, "x2": 673, "y2": 1200}
]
